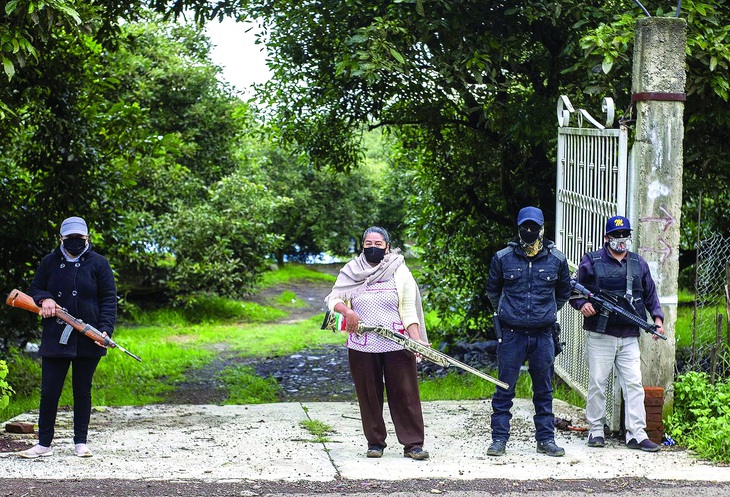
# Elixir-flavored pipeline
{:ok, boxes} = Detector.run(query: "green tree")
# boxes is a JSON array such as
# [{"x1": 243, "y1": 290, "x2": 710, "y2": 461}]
[{"x1": 243, "y1": 0, "x2": 730, "y2": 336}]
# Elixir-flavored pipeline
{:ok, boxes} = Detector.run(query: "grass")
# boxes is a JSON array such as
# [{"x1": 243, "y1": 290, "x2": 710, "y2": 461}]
[
  {"x1": 420, "y1": 369, "x2": 586, "y2": 409},
  {"x1": 258, "y1": 263, "x2": 335, "y2": 288},
  {"x1": 217, "y1": 365, "x2": 280, "y2": 404},
  {"x1": 299, "y1": 419, "x2": 336, "y2": 443}
]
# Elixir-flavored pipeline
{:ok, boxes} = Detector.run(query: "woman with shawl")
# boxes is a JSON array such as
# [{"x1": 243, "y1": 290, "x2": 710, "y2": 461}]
[{"x1": 325, "y1": 226, "x2": 430, "y2": 460}]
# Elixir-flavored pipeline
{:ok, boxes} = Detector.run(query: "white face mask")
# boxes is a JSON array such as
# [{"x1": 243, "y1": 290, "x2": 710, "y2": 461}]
[{"x1": 608, "y1": 236, "x2": 632, "y2": 253}]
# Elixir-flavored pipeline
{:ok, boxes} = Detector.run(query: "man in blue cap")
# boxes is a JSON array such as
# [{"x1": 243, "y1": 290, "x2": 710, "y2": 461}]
[
  {"x1": 570, "y1": 215, "x2": 664, "y2": 452},
  {"x1": 486, "y1": 206, "x2": 572, "y2": 457}
]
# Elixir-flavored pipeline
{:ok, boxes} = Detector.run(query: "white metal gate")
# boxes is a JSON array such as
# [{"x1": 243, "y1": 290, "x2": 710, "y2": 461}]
[{"x1": 554, "y1": 95, "x2": 630, "y2": 432}]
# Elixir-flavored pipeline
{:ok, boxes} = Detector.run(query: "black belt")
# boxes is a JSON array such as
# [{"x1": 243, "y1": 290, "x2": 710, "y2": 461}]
[{"x1": 504, "y1": 326, "x2": 551, "y2": 336}]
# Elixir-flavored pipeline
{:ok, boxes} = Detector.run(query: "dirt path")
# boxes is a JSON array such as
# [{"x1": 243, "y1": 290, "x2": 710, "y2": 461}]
[{"x1": 165, "y1": 274, "x2": 356, "y2": 405}]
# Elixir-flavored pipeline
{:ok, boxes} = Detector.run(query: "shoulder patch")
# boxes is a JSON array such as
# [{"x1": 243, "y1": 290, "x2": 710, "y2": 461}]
[{"x1": 496, "y1": 246, "x2": 514, "y2": 260}]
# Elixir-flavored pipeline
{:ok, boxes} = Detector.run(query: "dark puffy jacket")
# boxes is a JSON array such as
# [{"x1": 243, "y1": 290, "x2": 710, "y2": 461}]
[
  {"x1": 486, "y1": 240, "x2": 572, "y2": 331},
  {"x1": 28, "y1": 246, "x2": 117, "y2": 358}
]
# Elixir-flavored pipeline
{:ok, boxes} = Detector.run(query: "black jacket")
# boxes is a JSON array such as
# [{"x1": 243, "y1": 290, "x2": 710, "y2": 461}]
[
  {"x1": 28, "y1": 246, "x2": 117, "y2": 358},
  {"x1": 486, "y1": 240, "x2": 572, "y2": 331}
]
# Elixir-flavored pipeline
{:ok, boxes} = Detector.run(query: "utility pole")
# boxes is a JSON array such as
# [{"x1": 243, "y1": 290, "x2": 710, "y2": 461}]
[{"x1": 630, "y1": 16, "x2": 687, "y2": 412}]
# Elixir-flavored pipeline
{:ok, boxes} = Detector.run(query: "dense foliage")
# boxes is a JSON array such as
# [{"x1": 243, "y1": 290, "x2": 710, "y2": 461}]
[
  {"x1": 244, "y1": 0, "x2": 730, "y2": 337},
  {"x1": 667, "y1": 371, "x2": 730, "y2": 462},
  {"x1": 3, "y1": 0, "x2": 730, "y2": 345},
  {"x1": 0, "y1": 360, "x2": 12, "y2": 410},
  {"x1": 0, "y1": 5, "x2": 386, "y2": 349}
]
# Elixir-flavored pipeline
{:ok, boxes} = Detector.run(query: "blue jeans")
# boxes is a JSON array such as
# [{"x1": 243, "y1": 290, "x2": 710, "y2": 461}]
[{"x1": 490, "y1": 329, "x2": 555, "y2": 443}]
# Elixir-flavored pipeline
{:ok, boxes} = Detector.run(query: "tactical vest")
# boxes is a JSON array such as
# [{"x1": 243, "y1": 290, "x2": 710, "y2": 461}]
[{"x1": 583, "y1": 250, "x2": 647, "y2": 333}]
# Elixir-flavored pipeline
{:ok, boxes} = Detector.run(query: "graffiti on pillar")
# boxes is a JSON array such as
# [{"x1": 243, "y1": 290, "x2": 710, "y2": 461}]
[
  {"x1": 640, "y1": 238, "x2": 672, "y2": 265},
  {"x1": 639, "y1": 206, "x2": 677, "y2": 232},
  {"x1": 647, "y1": 180, "x2": 670, "y2": 199}
]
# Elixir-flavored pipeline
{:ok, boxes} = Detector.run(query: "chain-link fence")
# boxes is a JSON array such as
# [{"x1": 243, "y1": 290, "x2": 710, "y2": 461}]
[{"x1": 680, "y1": 232, "x2": 730, "y2": 382}]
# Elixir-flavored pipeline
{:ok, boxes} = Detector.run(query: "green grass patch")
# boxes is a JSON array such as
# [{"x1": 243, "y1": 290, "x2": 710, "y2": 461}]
[
  {"x1": 299, "y1": 419, "x2": 335, "y2": 442},
  {"x1": 218, "y1": 365, "x2": 280, "y2": 404},
  {"x1": 258, "y1": 263, "x2": 335, "y2": 288},
  {"x1": 273, "y1": 290, "x2": 309, "y2": 308},
  {"x1": 675, "y1": 303, "x2": 725, "y2": 350},
  {"x1": 122, "y1": 295, "x2": 287, "y2": 326},
  {"x1": 420, "y1": 371, "x2": 497, "y2": 401},
  {"x1": 419, "y1": 369, "x2": 586, "y2": 408}
]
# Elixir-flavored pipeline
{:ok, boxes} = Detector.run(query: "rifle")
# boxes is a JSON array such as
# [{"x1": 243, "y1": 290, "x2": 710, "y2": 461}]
[
  {"x1": 571, "y1": 281, "x2": 667, "y2": 341},
  {"x1": 6, "y1": 289, "x2": 142, "y2": 361},
  {"x1": 321, "y1": 310, "x2": 508, "y2": 389}
]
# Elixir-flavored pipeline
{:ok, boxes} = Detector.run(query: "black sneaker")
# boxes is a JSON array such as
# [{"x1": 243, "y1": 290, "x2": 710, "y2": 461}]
[
  {"x1": 487, "y1": 439, "x2": 506, "y2": 456},
  {"x1": 587, "y1": 434, "x2": 606, "y2": 448},
  {"x1": 404, "y1": 447, "x2": 429, "y2": 460},
  {"x1": 366, "y1": 446, "x2": 384, "y2": 458},
  {"x1": 627, "y1": 438, "x2": 660, "y2": 452},
  {"x1": 536, "y1": 440, "x2": 565, "y2": 457}
]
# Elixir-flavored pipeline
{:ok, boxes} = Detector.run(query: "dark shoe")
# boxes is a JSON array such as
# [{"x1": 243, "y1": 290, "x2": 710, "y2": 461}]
[
  {"x1": 404, "y1": 447, "x2": 429, "y2": 460},
  {"x1": 587, "y1": 434, "x2": 606, "y2": 448},
  {"x1": 366, "y1": 445, "x2": 384, "y2": 458},
  {"x1": 627, "y1": 438, "x2": 660, "y2": 452},
  {"x1": 487, "y1": 439, "x2": 506, "y2": 456},
  {"x1": 537, "y1": 440, "x2": 565, "y2": 457}
]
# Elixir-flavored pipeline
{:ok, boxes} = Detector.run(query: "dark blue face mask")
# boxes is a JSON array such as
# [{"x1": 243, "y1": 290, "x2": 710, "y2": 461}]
[
  {"x1": 62, "y1": 237, "x2": 87, "y2": 256},
  {"x1": 363, "y1": 247, "x2": 386, "y2": 264}
]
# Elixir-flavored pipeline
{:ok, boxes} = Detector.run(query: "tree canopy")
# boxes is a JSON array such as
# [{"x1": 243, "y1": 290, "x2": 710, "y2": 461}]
[
  {"x1": 2, "y1": 0, "x2": 730, "y2": 344},
  {"x1": 244, "y1": 0, "x2": 730, "y2": 335}
]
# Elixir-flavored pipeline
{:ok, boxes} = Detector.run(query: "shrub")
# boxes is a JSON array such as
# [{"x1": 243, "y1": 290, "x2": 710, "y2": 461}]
[
  {"x1": 0, "y1": 359, "x2": 14, "y2": 410},
  {"x1": 667, "y1": 371, "x2": 730, "y2": 462}
]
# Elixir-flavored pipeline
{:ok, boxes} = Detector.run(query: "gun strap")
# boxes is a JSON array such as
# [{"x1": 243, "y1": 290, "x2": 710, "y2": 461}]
[
  {"x1": 625, "y1": 255, "x2": 634, "y2": 301},
  {"x1": 59, "y1": 324, "x2": 73, "y2": 345}
]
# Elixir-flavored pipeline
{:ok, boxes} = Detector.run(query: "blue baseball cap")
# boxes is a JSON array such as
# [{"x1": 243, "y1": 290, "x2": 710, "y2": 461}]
[
  {"x1": 517, "y1": 206, "x2": 544, "y2": 226},
  {"x1": 605, "y1": 215, "x2": 632, "y2": 235}
]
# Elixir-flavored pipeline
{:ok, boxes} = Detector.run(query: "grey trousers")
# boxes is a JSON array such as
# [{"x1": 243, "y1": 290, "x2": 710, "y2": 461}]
[{"x1": 585, "y1": 332, "x2": 649, "y2": 443}]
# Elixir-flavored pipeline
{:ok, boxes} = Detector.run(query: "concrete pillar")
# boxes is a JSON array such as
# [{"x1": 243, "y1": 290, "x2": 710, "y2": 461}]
[{"x1": 630, "y1": 17, "x2": 686, "y2": 413}]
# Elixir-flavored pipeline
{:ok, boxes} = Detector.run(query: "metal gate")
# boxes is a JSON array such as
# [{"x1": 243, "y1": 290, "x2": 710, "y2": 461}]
[{"x1": 554, "y1": 95, "x2": 630, "y2": 432}]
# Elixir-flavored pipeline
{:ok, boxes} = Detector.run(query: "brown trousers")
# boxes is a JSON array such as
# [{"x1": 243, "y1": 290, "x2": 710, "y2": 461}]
[{"x1": 348, "y1": 348, "x2": 425, "y2": 452}]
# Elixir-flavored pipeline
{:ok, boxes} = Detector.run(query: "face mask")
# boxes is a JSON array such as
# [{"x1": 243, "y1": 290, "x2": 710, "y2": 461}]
[
  {"x1": 608, "y1": 236, "x2": 631, "y2": 253},
  {"x1": 63, "y1": 238, "x2": 87, "y2": 256},
  {"x1": 519, "y1": 225, "x2": 544, "y2": 257},
  {"x1": 519, "y1": 225, "x2": 542, "y2": 245},
  {"x1": 363, "y1": 247, "x2": 386, "y2": 264}
]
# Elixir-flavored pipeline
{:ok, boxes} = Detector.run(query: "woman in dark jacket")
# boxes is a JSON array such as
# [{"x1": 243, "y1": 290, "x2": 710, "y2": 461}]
[{"x1": 18, "y1": 216, "x2": 117, "y2": 459}]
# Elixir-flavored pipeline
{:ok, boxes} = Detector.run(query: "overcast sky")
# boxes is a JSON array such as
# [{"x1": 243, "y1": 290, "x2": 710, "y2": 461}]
[{"x1": 204, "y1": 18, "x2": 271, "y2": 95}]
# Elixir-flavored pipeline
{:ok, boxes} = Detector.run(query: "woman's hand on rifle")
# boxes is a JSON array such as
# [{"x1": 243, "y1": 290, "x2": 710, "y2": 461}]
[{"x1": 39, "y1": 299, "x2": 58, "y2": 318}]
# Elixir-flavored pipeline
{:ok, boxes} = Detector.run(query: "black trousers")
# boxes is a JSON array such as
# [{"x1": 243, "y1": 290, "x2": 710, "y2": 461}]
[
  {"x1": 348, "y1": 348, "x2": 425, "y2": 452},
  {"x1": 38, "y1": 356, "x2": 101, "y2": 446}
]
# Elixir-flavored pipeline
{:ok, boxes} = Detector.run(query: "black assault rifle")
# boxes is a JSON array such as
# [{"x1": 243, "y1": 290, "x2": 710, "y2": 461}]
[{"x1": 571, "y1": 280, "x2": 667, "y2": 340}]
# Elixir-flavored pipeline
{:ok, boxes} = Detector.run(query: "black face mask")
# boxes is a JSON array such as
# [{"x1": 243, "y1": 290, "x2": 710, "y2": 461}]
[
  {"x1": 363, "y1": 247, "x2": 386, "y2": 264},
  {"x1": 63, "y1": 238, "x2": 87, "y2": 256},
  {"x1": 519, "y1": 226, "x2": 541, "y2": 244}
]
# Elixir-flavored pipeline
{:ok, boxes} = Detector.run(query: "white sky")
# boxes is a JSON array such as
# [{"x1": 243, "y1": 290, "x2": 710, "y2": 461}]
[{"x1": 204, "y1": 18, "x2": 271, "y2": 95}]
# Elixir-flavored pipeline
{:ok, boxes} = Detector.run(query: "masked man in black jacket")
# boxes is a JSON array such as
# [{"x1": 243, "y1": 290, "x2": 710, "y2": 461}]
[{"x1": 486, "y1": 206, "x2": 572, "y2": 457}]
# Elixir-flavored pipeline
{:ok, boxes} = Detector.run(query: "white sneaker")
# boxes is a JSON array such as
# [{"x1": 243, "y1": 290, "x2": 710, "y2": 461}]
[
  {"x1": 18, "y1": 444, "x2": 53, "y2": 459},
  {"x1": 74, "y1": 443, "x2": 93, "y2": 457}
]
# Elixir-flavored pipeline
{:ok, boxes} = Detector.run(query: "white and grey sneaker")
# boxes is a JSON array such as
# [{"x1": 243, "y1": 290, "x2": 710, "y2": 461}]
[
  {"x1": 18, "y1": 444, "x2": 53, "y2": 459},
  {"x1": 74, "y1": 443, "x2": 93, "y2": 457}
]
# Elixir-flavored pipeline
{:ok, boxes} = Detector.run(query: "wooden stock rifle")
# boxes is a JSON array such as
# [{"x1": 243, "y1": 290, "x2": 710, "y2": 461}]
[
  {"x1": 6, "y1": 289, "x2": 142, "y2": 361},
  {"x1": 321, "y1": 310, "x2": 508, "y2": 389}
]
